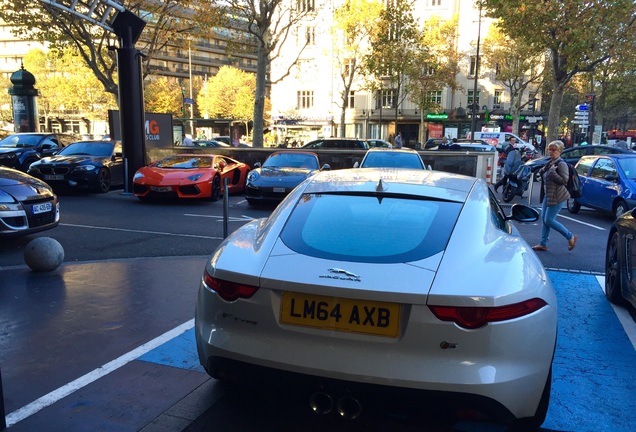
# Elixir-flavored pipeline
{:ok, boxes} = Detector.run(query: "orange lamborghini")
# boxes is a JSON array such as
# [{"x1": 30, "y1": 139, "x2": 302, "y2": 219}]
[{"x1": 132, "y1": 154, "x2": 249, "y2": 201}]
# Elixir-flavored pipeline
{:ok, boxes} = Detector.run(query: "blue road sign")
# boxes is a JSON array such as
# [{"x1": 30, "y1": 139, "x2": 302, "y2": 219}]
[{"x1": 575, "y1": 104, "x2": 589, "y2": 111}]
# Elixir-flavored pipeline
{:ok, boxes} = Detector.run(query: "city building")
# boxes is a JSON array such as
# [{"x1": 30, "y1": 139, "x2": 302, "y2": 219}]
[{"x1": 269, "y1": 0, "x2": 543, "y2": 147}]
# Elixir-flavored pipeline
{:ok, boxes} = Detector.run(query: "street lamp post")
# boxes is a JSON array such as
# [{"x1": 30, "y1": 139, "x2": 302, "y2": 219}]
[{"x1": 470, "y1": 2, "x2": 482, "y2": 140}]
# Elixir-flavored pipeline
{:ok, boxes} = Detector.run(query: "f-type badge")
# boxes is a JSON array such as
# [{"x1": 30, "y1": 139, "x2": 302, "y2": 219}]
[{"x1": 319, "y1": 268, "x2": 361, "y2": 282}]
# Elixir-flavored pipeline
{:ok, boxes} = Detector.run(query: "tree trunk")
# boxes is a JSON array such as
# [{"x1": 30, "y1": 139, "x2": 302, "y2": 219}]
[
  {"x1": 252, "y1": 44, "x2": 268, "y2": 148},
  {"x1": 546, "y1": 80, "x2": 565, "y2": 143}
]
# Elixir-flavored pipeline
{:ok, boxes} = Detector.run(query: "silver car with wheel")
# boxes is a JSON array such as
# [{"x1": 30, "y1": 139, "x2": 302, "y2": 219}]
[{"x1": 196, "y1": 168, "x2": 557, "y2": 429}]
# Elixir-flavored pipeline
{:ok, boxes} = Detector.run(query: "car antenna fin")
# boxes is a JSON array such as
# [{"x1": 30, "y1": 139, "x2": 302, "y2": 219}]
[{"x1": 376, "y1": 178, "x2": 387, "y2": 192}]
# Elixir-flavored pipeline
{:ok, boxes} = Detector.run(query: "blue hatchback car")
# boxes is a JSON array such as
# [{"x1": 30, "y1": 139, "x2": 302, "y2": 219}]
[{"x1": 567, "y1": 154, "x2": 636, "y2": 218}]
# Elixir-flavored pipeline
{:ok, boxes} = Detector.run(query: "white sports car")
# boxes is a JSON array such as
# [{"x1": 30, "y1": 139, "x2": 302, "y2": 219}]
[{"x1": 195, "y1": 168, "x2": 557, "y2": 429}]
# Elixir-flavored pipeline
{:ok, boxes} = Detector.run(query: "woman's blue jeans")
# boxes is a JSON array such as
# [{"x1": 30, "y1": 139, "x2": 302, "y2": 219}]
[{"x1": 540, "y1": 198, "x2": 573, "y2": 246}]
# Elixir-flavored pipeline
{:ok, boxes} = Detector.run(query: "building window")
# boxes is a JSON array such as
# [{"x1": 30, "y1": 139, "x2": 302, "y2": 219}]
[
  {"x1": 345, "y1": 91, "x2": 355, "y2": 109},
  {"x1": 431, "y1": 0, "x2": 442, "y2": 5},
  {"x1": 376, "y1": 89, "x2": 396, "y2": 109},
  {"x1": 469, "y1": 55, "x2": 481, "y2": 76},
  {"x1": 468, "y1": 90, "x2": 480, "y2": 105},
  {"x1": 297, "y1": 0, "x2": 315, "y2": 12},
  {"x1": 494, "y1": 90, "x2": 503, "y2": 109},
  {"x1": 297, "y1": 90, "x2": 314, "y2": 109},
  {"x1": 426, "y1": 91, "x2": 442, "y2": 104},
  {"x1": 305, "y1": 26, "x2": 315, "y2": 45}
]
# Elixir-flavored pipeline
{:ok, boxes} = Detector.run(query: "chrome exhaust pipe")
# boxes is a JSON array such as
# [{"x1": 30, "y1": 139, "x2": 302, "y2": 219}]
[
  {"x1": 337, "y1": 396, "x2": 362, "y2": 420},
  {"x1": 309, "y1": 391, "x2": 333, "y2": 415}
]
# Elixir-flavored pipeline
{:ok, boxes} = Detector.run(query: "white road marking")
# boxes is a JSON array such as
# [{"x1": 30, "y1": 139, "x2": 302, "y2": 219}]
[
  {"x1": 557, "y1": 214, "x2": 606, "y2": 230},
  {"x1": 184, "y1": 214, "x2": 254, "y2": 222},
  {"x1": 5, "y1": 320, "x2": 195, "y2": 428},
  {"x1": 59, "y1": 223, "x2": 221, "y2": 239}
]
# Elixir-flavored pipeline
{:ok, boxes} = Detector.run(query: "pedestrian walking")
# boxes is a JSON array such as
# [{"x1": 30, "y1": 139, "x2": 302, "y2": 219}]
[
  {"x1": 394, "y1": 131, "x2": 403, "y2": 149},
  {"x1": 532, "y1": 140, "x2": 577, "y2": 252}
]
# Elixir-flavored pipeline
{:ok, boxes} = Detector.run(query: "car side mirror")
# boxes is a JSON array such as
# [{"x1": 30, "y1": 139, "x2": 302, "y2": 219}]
[
  {"x1": 353, "y1": 161, "x2": 360, "y2": 168},
  {"x1": 321, "y1": 164, "x2": 331, "y2": 171},
  {"x1": 508, "y1": 204, "x2": 539, "y2": 222},
  {"x1": 605, "y1": 174, "x2": 618, "y2": 182},
  {"x1": 254, "y1": 162, "x2": 262, "y2": 168}
]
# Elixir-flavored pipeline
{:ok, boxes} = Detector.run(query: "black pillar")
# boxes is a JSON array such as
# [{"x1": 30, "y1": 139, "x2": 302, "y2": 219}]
[
  {"x1": 8, "y1": 65, "x2": 39, "y2": 133},
  {"x1": 112, "y1": 11, "x2": 146, "y2": 193}
]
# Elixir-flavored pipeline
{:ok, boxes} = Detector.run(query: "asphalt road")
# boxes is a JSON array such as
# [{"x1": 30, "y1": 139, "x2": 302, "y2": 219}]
[{"x1": 0, "y1": 179, "x2": 616, "y2": 272}]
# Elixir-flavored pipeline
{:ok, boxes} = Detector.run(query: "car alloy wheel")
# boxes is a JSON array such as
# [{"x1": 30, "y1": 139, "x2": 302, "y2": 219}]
[
  {"x1": 97, "y1": 168, "x2": 111, "y2": 193},
  {"x1": 613, "y1": 200, "x2": 628, "y2": 219},
  {"x1": 566, "y1": 198, "x2": 580, "y2": 214}
]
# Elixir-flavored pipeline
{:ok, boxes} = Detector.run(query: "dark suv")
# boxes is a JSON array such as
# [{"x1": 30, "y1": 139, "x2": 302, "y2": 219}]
[
  {"x1": 0, "y1": 133, "x2": 70, "y2": 171},
  {"x1": 302, "y1": 138, "x2": 368, "y2": 149}
]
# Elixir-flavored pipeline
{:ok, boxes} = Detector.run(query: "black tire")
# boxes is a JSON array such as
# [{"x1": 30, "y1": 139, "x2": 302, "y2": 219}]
[
  {"x1": 613, "y1": 200, "x2": 628, "y2": 219},
  {"x1": 507, "y1": 366, "x2": 552, "y2": 431},
  {"x1": 209, "y1": 175, "x2": 221, "y2": 201},
  {"x1": 502, "y1": 184, "x2": 516, "y2": 203},
  {"x1": 96, "y1": 168, "x2": 111, "y2": 193},
  {"x1": 605, "y1": 231, "x2": 626, "y2": 305},
  {"x1": 566, "y1": 198, "x2": 580, "y2": 214},
  {"x1": 21, "y1": 158, "x2": 38, "y2": 172}
]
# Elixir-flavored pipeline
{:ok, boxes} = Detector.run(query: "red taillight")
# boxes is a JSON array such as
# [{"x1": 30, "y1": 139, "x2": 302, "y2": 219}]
[
  {"x1": 428, "y1": 298, "x2": 548, "y2": 329},
  {"x1": 203, "y1": 271, "x2": 259, "y2": 301}
]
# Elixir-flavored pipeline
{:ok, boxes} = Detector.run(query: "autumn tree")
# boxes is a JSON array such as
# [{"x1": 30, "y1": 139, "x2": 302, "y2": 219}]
[
  {"x1": 406, "y1": 14, "x2": 463, "y2": 143},
  {"x1": 222, "y1": 0, "x2": 315, "y2": 147},
  {"x1": 481, "y1": 25, "x2": 544, "y2": 135},
  {"x1": 144, "y1": 76, "x2": 185, "y2": 116},
  {"x1": 482, "y1": 0, "x2": 636, "y2": 141},
  {"x1": 332, "y1": 0, "x2": 383, "y2": 137},
  {"x1": 0, "y1": 0, "x2": 223, "y2": 99},
  {"x1": 0, "y1": 76, "x2": 12, "y2": 127},
  {"x1": 197, "y1": 66, "x2": 260, "y2": 136},
  {"x1": 22, "y1": 47, "x2": 116, "y2": 128},
  {"x1": 363, "y1": 0, "x2": 421, "y2": 136}
]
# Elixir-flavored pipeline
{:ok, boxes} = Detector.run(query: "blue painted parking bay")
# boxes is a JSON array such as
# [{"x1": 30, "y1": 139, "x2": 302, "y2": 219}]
[{"x1": 4, "y1": 271, "x2": 636, "y2": 431}]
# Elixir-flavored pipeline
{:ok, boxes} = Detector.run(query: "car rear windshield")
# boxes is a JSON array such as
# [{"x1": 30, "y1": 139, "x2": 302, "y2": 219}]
[
  {"x1": 280, "y1": 193, "x2": 461, "y2": 263},
  {"x1": 361, "y1": 152, "x2": 423, "y2": 169}
]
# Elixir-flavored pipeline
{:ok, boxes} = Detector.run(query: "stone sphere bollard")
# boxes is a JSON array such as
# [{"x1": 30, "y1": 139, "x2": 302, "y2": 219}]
[{"x1": 24, "y1": 237, "x2": 64, "y2": 272}]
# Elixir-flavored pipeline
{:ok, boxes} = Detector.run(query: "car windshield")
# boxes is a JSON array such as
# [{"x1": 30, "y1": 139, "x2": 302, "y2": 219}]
[
  {"x1": 618, "y1": 158, "x2": 636, "y2": 179},
  {"x1": 263, "y1": 153, "x2": 319, "y2": 169},
  {"x1": 59, "y1": 142, "x2": 113, "y2": 156},
  {"x1": 154, "y1": 156, "x2": 211, "y2": 169},
  {"x1": 280, "y1": 193, "x2": 461, "y2": 263},
  {"x1": 0, "y1": 135, "x2": 42, "y2": 148},
  {"x1": 361, "y1": 152, "x2": 424, "y2": 169}
]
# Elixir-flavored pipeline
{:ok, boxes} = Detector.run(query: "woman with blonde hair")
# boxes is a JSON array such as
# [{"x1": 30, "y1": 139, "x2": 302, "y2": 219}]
[{"x1": 532, "y1": 140, "x2": 578, "y2": 251}]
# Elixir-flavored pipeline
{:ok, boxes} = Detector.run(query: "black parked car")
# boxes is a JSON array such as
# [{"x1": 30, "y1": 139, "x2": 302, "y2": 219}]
[
  {"x1": 302, "y1": 138, "x2": 368, "y2": 149},
  {"x1": 0, "y1": 133, "x2": 70, "y2": 171},
  {"x1": 605, "y1": 207, "x2": 636, "y2": 309},
  {"x1": 28, "y1": 140, "x2": 125, "y2": 193}
]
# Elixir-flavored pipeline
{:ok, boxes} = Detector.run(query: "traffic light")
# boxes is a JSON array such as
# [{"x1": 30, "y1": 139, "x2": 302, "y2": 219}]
[{"x1": 586, "y1": 94, "x2": 595, "y2": 111}]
